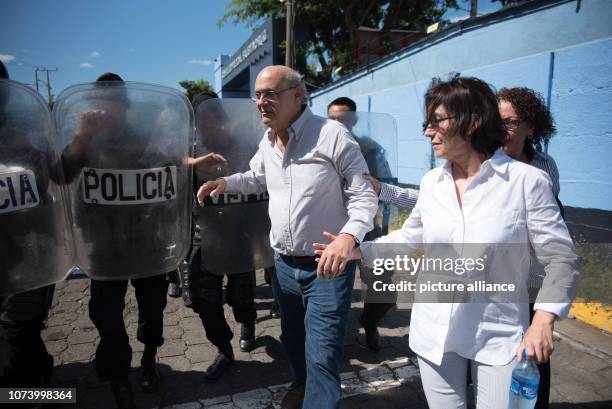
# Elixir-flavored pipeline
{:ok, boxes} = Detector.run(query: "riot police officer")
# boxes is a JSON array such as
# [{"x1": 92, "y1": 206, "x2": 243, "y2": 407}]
[
  {"x1": 328, "y1": 97, "x2": 395, "y2": 352},
  {"x1": 60, "y1": 73, "x2": 177, "y2": 409},
  {"x1": 0, "y1": 60, "x2": 60, "y2": 409},
  {"x1": 188, "y1": 91, "x2": 258, "y2": 383}
]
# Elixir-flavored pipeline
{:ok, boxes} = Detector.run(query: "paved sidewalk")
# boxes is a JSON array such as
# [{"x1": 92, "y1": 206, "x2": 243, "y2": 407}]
[{"x1": 44, "y1": 271, "x2": 612, "y2": 409}]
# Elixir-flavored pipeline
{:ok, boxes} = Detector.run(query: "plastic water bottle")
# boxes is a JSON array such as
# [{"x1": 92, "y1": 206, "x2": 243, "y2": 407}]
[{"x1": 508, "y1": 351, "x2": 540, "y2": 409}]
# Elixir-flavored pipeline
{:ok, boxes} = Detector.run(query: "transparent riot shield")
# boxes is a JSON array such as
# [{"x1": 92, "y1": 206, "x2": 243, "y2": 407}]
[
  {"x1": 53, "y1": 82, "x2": 193, "y2": 280},
  {"x1": 0, "y1": 80, "x2": 74, "y2": 296},
  {"x1": 334, "y1": 111, "x2": 399, "y2": 238},
  {"x1": 194, "y1": 98, "x2": 273, "y2": 275}
]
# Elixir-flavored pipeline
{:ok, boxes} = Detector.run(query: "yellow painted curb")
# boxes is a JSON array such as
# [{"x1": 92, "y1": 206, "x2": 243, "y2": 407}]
[{"x1": 570, "y1": 299, "x2": 612, "y2": 333}]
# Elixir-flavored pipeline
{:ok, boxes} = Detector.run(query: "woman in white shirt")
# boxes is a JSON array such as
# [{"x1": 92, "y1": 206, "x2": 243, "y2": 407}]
[{"x1": 315, "y1": 77, "x2": 579, "y2": 409}]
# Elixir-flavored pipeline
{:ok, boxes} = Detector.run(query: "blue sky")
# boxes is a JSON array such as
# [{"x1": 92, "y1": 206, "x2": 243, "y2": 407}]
[
  {"x1": 1, "y1": 0, "x2": 499, "y2": 99},
  {"x1": 0, "y1": 0, "x2": 253, "y2": 97}
]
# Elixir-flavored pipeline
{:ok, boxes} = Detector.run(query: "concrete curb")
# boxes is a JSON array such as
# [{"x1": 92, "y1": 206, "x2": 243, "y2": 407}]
[{"x1": 553, "y1": 319, "x2": 612, "y2": 361}]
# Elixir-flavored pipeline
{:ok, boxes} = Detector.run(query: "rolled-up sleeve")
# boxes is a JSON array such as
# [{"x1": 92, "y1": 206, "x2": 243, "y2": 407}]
[
  {"x1": 334, "y1": 131, "x2": 378, "y2": 242},
  {"x1": 526, "y1": 173, "x2": 579, "y2": 319}
]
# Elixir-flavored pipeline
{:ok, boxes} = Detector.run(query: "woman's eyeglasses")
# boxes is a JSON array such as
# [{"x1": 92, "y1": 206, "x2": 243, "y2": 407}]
[
  {"x1": 422, "y1": 116, "x2": 456, "y2": 132},
  {"x1": 502, "y1": 118, "x2": 523, "y2": 129}
]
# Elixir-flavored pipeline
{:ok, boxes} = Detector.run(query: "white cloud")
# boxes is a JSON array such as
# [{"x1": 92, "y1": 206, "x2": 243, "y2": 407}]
[
  {"x1": 0, "y1": 54, "x2": 16, "y2": 63},
  {"x1": 188, "y1": 58, "x2": 213, "y2": 66},
  {"x1": 79, "y1": 62, "x2": 95, "y2": 68},
  {"x1": 90, "y1": 51, "x2": 101, "y2": 59}
]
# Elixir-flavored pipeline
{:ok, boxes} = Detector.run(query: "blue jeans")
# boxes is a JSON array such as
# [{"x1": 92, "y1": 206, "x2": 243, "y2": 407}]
[{"x1": 272, "y1": 253, "x2": 356, "y2": 409}]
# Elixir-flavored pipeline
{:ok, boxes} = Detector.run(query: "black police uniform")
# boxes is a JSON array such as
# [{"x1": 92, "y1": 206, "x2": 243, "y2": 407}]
[
  {"x1": 0, "y1": 286, "x2": 55, "y2": 389},
  {"x1": 187, "y1": 174, "x2": 257, "y2": 352},
  {"x1": 0, "y1": 108, "x2": 59, "y2": 392},
  {"x1": 62, "y1": 128, "x2": 174, "y2": 382}
]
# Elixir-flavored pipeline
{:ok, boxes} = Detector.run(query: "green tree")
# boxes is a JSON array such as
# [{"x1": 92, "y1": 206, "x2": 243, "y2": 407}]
[
  {"x1": 218, "y1": 0, "x2": 458, "y2": 87},
  {"x1": 179, "y1": 79, "x2": 214, "y2": 102}
]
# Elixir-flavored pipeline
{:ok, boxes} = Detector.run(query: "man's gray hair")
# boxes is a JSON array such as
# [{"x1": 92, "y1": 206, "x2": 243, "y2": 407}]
[{"x1": 284, "y1": 68, "x2": 309, "y2": 103}]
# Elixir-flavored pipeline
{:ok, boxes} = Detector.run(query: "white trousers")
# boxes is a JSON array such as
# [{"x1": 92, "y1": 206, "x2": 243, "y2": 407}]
[{"x1": 417, "y1": 352, "x2": 516, "y2": 409}]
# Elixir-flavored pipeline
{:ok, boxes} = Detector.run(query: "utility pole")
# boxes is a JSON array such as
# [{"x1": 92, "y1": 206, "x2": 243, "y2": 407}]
[
  {"x1": 470, "y1": 0, "x2": 478, "y2": 17},
  {"x1": 34, "y1": 68, "x2": 40, "y2": 93},
  {"x1": 285, "y1": 0, "x2": 294, "y2": 68},
  {"x1": 35, "y1": 67, "x2": 58, "y2": 107}
]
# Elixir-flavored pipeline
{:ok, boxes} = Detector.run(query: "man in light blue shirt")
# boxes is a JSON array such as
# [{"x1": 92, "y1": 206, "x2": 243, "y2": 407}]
[{"x1": 198, "y1": 65, "x2": 378, "y2": 409}]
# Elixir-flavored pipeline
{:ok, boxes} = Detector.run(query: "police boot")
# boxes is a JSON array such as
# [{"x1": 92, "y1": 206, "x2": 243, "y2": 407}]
[
  {"x1": 110, "y1": 378, "x2": 136, "y2": 409},
  {"x1": 203, "y1": 344, "x2": 234, "y2": 383},
  {"x1": 239, "y1": 322, "x2": 256, "y2": 352},
  {"x1": 140, "y1": 345, "x2": 160, "y2": 392}
]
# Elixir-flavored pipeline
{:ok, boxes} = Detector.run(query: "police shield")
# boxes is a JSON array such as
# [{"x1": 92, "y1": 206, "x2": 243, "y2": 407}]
[
  {"x1": 53, "y1": 82, "x2": 193, "y2": 280},
  {"x1": 195, "y1": 98, "x2": 273, "y2": 274},
  {"x1": 335, "y1": 111, "x2": 399, "y2": 237},
  {"x1": 0, "y1": 79, "x2": 74, "y2": 296}
]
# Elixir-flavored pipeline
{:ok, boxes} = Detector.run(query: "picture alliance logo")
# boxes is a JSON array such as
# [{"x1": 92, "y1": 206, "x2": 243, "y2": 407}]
[{"x1": 372, "y1": 254, "x2": 487, "y2": 276}]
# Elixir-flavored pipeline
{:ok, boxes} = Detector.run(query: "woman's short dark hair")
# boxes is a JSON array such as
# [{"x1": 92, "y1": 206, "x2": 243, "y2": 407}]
[
  {"x1": 425, "y1": 76, "x2": 505, "y2": 155},
  {"x1": 497, "y1": 87, "x2": 556, "y2": 158}
]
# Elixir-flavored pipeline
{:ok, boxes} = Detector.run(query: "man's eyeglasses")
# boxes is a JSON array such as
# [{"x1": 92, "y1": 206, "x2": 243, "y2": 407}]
[
  {"x1": 422, "y1": 116, "x2": 456, "y2": 132},
  {"x1": 502, "y1": 118, "x2": 523, "y2": 129},
  {"x1": 251, "y1": 85, "x2": 298, "y2": 102}
]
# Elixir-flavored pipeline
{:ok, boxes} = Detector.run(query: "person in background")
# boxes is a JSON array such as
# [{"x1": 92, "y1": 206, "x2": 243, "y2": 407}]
[
  {"x1": 0, "y1": 61, "x2": 56, "y2": 409},
  {"x1": 327, "y1": 96, "x2": 409, "y2": 352},
  {"x1": 188, "y1": 90, "x2": 258, "y2": 383},
  {"x1": 62, "y1": 73, "x2": 172, "y2": 409},
  {"x1": 498, "y1": 86, "x2": 562, "y2": 409}
]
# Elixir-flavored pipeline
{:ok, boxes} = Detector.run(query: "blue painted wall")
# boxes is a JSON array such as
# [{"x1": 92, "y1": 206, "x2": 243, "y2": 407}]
[{"x1": 310, "y1": 0, "x2": 612, "y2": 211}]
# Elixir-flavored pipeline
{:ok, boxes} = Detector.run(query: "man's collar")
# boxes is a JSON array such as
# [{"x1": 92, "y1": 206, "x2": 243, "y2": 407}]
[{"x1": 288, "y1": 105, "x2": 312, "y2": 141}]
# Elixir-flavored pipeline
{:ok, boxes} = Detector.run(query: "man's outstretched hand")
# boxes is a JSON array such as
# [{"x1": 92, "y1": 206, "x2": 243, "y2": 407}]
[{"x1": 196, "y1": 179, "x2": 226, "y2": 205}]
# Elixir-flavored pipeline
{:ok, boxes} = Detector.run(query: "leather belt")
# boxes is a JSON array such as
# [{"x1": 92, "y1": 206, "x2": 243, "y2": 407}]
[{"x1": 279, "y1": 254, "x2": 318, "y2": 266}]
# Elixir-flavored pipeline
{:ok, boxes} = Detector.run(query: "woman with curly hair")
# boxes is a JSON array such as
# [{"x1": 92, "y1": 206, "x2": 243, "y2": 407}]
[
  {"x1": 498, "y1": 87, "x2": 563, "y2": 216},
  {"x1": 498, "y1": 87, "x2": 562, "y2": 409}
]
